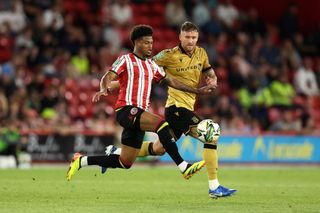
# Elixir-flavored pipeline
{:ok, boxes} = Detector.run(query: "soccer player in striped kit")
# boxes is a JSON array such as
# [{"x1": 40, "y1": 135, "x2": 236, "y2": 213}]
[{"x1": 66, "y1": 25, "x2": 215, "y2": 181}]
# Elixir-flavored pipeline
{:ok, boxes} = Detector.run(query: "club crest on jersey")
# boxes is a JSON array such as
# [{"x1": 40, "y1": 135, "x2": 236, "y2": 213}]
[
  {"x1": 130, "y1": 107, "x2": 138, "y2": 115},
  {"x1": 132, "y1": 62, "x2": 138, "y2": 66}
]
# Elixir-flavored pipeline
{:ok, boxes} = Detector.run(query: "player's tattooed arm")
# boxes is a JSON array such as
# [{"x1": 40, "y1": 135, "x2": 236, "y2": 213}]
[{"x1": 203, "y1": 68, "x2": 217, "y2": 89}]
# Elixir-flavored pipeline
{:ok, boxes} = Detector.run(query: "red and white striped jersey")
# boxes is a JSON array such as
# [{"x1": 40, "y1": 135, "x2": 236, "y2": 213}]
[{"x1": 110, "y1": 53, "x2": 166, "y2": 110}]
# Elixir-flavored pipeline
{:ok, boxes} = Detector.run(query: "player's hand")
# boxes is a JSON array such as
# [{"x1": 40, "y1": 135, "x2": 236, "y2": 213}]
[
  {"x1": 197, "y1": 85, "x2": 215, "y2": 94},
  {"x1": 92, "y1": 88, "x2": 109, "y2": 102},
  {"x1": 205, "y1": 76, "x2": 217, "y2": 89}
]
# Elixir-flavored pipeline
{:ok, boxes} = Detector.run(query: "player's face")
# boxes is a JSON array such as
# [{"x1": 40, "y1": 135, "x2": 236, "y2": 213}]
[
  {"x1": 179, "y1": 30, "x2": 199, "y2": 54},
  {"x1": 137, "y1": 36, "x2": 153, "y2": 58}
]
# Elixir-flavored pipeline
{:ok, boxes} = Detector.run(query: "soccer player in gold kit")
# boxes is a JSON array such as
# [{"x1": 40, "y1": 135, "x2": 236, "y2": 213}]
[{"x1": 103, "y1": 22, "x2": 237, "y2": 198}]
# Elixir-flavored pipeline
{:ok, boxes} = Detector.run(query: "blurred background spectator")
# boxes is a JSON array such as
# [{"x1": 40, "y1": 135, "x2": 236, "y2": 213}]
[
  {"x1": 294, "y1": 57, "x2": 319, "y2": 96},
  {"x1": 0, "y1": 119, "x2": 20, "y2": 167},
  {"x1": 165, "y1": 0, "x2": 187, "y2": 29}
]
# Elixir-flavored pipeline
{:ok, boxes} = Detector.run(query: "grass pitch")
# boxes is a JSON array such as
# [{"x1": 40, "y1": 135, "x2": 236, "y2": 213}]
[{"x1": 0, "y1": 165, "x2": 319, "y2": 213}]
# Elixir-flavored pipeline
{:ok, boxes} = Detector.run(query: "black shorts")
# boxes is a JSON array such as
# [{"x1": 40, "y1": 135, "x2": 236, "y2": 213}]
[
  {"x1": 165, "y1": 105, "x2": 202, "y2": 139},
  {"x1": 116, "y1": 106, "x2": 145, "y2": 149}
]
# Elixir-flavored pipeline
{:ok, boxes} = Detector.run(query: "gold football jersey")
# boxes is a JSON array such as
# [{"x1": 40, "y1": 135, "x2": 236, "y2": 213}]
[{"x1": 154, "y1": 44, "x2": 211, "y2": 111}]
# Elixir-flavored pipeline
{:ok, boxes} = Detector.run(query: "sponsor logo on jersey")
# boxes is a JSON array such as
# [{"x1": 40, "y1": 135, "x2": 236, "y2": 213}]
[
  {"x1": 176, "y1": 64, "x2": 202, "y2": 72},
  {"x1": 192, "y1": 116, "x2": 199, "y2": 123}
]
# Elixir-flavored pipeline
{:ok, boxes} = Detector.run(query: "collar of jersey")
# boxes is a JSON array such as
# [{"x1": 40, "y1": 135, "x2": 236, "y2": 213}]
[
  {"x1": 178, "y1": 43, "x2": 193, "y2": 57},
  {"x1": 132, "y1": 52, "x2": 147, "y2": 61}
]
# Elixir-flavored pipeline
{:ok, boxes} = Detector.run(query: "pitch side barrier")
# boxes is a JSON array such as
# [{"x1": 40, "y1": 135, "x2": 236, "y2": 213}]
[
  {"x1": 159, "y1": 134, "x2": 320, "y2": 163},
  {"x1": 18, "y1": 131, "x2": 320, "y2": 163},
  {"x1": 20, "y1": 131, "x2": 114, "y2": 162}
]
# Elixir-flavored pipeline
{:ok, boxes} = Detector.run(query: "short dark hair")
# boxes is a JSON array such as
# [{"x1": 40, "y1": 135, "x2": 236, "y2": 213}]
[
  {"x1": 180, "y1": 21, "x2": 199, "y2": 32},
  {"x1": 130, "y1": 25, "x2": 153, "y2": 44}
]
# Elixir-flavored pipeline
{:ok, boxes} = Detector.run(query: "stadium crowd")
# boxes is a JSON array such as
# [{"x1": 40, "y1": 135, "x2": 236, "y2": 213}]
[{"x1": 0, "y1": 0, "x2": 320, "y2": 139}]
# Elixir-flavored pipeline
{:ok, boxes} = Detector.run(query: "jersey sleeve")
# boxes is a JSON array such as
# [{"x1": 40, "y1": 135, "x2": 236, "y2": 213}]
[
  {"x1": 201, "y1": 48, "x2": 212, "y2": 72},
  {"x1": 110, "y1": 55, "x2": 126, "y2": 75},
  {"x1": 151, "y1": 60, "x2": 166, "y2": 83},
  {"x1": 153, "y1": 49, "x2": 171, "y2": 67}
]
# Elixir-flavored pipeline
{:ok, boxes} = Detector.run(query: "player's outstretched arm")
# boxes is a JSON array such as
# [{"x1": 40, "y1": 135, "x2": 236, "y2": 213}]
[
  {"x1": 162, "y1": 76, "x2": 214, "y2": 94},
  {"x1": 92, "y1": 71, "x2": 118, "y2": 102}
]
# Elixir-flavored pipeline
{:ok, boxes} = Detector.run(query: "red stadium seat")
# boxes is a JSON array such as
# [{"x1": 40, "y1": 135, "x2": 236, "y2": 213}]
[
  {"x1": 139, "y1": 4, "x2": 150, "y2": 15},
  {"x1": 91, "y1": 78, "x2": 100, "y2": 91},
  {"x1": 76, "y1": 1, "x2": 90, "y2": 14},
  {"x1": 153, "y1": 28, "x2": 162, "y2": 40},
  {"x1": 310, "y1": 97, "x2": 320, "y2": 126},
  {"x1": 215, "y1": 67, "x2": 228, "y2": 80},
  {"x1": 69, "y1": 95, "x2": 79, "y2": 105},
  {"x1": 79, "y1": 92, "x2": 89, "y2": 103},
  {"x1": 163, "y1": 29, "x2": 178, "y2": 40},
  {"x1": 63, "y1": 1, "x2": 75, "y2": 13},
  {"x1": 148, "y1": 18, "x2": 164, "y2": 28},
  {"x1": 69, "y1": 105, "x2": 79, "y2": 118},
  {"x1": 78, "y1": 105, "x2": 88, "y2": 118},
  {"x1": 217, "y1": 81, "x2": 231, "y2": 95},
  {"x1": 65, "y1": 79, "x2": 76, "y2": 91},
  {"x1": 65, "y1": 91, "x2": 73, "y2": 102},
  {"x1": 78, "y1": 79, "x2": 91, "y2": 91},
  {"x1": 152, "y1": 3, "x2": 165, "y2": 16},
  {"x1": 130, "y1": 4, "x2": 138, "y2": 13},
  {"x1": 134, "y1": 16, "x2": 149, "y2": 25},
  {"x1": 311, "y1": 96, "x2": 320, "y2": 109}
]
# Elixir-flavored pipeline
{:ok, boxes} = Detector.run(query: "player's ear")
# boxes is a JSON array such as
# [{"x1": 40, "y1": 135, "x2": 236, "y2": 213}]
[
  {"x1": 135, "y1": 38, "x2": 143, "y2": 47},
  {"x1": 132, "y1": 38, "x2": 139, "y2": 47}
]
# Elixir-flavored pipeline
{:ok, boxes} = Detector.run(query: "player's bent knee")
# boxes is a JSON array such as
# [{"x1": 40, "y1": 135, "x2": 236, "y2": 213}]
[
  {"x1": 119, "y1": 157, "x2": 133, "y2": 169},
  {"x1": 121, "y1": 162, "x2": 132, "y2": 169},
  {"x1": 123, "y1": 164, "x2": 132, "y2": 169},
  {"x1": 155, "y1": 120, "x2": 169, "y2": 133}
]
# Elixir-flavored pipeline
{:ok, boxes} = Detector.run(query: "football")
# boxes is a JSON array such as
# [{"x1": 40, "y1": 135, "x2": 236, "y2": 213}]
[{"x1": 196, "y1": 119, "x2": 221, "y2": 143}]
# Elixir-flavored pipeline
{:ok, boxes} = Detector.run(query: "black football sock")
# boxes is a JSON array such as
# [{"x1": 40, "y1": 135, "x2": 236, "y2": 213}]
[
  {"x1": 156, "y1": 121, "x2": 184, "y2": 165},
  {"x1": 87, "y1": 154, "x2": 127, "y2": 169}
]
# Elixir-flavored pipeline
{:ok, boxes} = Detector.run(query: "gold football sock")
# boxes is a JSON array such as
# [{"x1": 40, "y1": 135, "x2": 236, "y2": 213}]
[
  {"x1": 203, "y1": 145, "x2": 218, "y2": 180},
  {"x1": 138, "y1": 141, "x2": 152, "y2": 157}
]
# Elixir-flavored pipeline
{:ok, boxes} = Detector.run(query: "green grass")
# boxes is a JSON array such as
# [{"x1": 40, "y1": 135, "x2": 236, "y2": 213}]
[{"x1": 0, "y1": 165, "x2": 319, "y2": 213}]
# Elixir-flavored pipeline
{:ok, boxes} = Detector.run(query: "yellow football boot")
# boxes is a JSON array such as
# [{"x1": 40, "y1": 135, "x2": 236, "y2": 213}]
[
  {"x1": 66, "y1": 153, "x2": 82, "y2": 181},
  {"x1": 183, "y1": 160, "x2": 206, "y2": 180}
]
